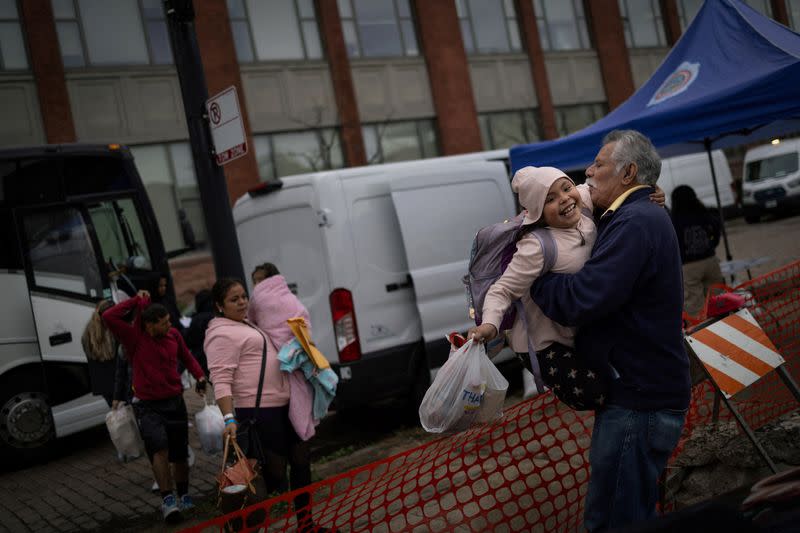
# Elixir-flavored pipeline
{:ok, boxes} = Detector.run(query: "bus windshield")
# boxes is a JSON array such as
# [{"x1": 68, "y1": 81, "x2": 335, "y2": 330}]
[{"x1": 88, "y1": 198, "x2": 152, "y2": 272}]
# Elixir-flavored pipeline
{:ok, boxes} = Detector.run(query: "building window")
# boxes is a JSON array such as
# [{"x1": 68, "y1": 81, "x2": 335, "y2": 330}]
[
  {"x1": 228, "y1": 0, "x2": 321, "y2": 62},
  {"x1": 743, "y1": 0, "x2": 772, "y2": 17},
  {"x1": 676, "y1": 0, "x2": 702, "y2": 30},
  {"x1": 362, "y1": 119, "x2": 438, "y2": 164},
  {"x1": 140, "y1": 0, "x2": 173, "y2": 65},
  {"x1": 618, "y1": 0, "x2": 666, "y2": 48},
  {"x1": 129, "y1": 142, "x2": 206, "y2": 253},
  {"x1": 479, "y1": 110, "x2": 541, "y2": 150},
  {"x1": 0, "y1": 0, "x2": 29, "y2": 70},
  {"x1": 790, "y1": 0, "x2": 800, "y2": 30},
  {"x1": 52, "y1": 0, "x2": 174, "y2": 67},
  {"x1": 338, "y1": 0, "x2": 418, "y2": 58},
  {"x1": 534, "y1": 0, "x2": 591, "y2": 51},
  {"x1": 554, "y1": 103, "x2": 605, "y2": 137},
  {"x1": 678, "y1": 0, "x2": 771, "y2": 30},
  {"x1": 253, "y1": 129, "x2": 344, "y2": 181},
  {"x1": 457, "y1": 0, "x2": 521, "y2": 55}
]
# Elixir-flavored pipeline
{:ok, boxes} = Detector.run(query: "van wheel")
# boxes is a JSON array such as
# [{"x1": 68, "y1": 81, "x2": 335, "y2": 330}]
[
  {"x1": 744, "y1": 213, "x2": 760, "y2": 224},
  {"x1": 0, "y1": 377, "x2": 55, "y2": 465}
]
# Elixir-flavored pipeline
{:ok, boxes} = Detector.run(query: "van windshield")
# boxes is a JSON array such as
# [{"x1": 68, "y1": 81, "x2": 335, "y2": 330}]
[{"x1": 745, "y1": 153, "x2": 799, "y2": 182}]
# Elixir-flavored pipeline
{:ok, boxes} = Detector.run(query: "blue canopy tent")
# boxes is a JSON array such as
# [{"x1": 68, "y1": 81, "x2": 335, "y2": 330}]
[{"x1": 509, "y1": 0, "x2": 800, "y2": 261}]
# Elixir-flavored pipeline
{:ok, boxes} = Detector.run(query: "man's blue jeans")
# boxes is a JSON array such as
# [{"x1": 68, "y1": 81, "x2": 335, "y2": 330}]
[{"x1": 584, "y1": 405, "x2": 686, "y2": 532}]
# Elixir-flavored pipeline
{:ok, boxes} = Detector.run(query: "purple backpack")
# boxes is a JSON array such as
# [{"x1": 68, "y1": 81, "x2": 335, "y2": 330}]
[{"x1": 463, "y1": 212, "x2": 557, "y2": 331}]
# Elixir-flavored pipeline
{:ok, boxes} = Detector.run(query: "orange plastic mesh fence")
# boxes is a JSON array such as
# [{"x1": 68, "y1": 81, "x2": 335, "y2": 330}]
[
  {"x1": 187, "y1": 260, "x2": 800, "y2": 533},
  {"x1": 682, "y1": 260, "x2": 800, "y2": 435}
]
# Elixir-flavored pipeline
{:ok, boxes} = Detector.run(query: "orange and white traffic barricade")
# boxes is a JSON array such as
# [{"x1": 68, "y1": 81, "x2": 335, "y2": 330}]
[{"x1": 685, "y1": 308, "x2": 800, "y2": 473}]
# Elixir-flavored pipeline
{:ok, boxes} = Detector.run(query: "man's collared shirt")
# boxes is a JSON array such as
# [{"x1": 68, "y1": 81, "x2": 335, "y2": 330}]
[{"x1": 602, "y1": 185, "x2": 651, "y2": 217}]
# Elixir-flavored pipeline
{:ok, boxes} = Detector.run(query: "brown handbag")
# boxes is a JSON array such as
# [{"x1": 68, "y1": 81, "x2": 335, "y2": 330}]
[{"x1": 217, "y1": 434, "x2": 260, "y2": 514}]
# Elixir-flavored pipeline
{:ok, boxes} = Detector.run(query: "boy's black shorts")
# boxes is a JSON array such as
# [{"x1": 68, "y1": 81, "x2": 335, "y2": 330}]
[{"x1": 133, "y1": 395, "x2": 188, "y2": 462}]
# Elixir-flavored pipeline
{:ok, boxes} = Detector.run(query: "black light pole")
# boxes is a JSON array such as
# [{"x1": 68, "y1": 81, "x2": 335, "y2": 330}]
[{"x1": 163, "y1": 0, "x2": 245, "y2": 282}]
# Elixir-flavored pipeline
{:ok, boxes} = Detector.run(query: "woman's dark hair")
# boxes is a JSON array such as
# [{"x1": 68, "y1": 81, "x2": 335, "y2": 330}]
[
  {"x1": 141, "y1": 303, "x2": 169, "y2": 325},
  {"x1": 211, "y1": 278, "x2": 246, "y2": 315},
  {"x1": 252, "y1": 262, "x2": 280, "y2": 280},
  {"x1": 671, "y1": 185, "x2": 707, "y2": 215}
]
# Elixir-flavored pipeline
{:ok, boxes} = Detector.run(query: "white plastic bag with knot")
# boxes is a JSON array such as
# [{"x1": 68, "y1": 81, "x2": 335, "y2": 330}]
[
  {"x1": 105, "y1": 404, "x2": 144, "y2": 461},
  {"x1": 419, "y1": 336, "x2": 509, "y2": 433},
  {"x1": 195, "y1": 396, "x2": 225, "y2": 454}
]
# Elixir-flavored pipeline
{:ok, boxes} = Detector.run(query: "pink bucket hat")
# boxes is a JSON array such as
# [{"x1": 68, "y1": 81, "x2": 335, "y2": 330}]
[{"x1": 512, "y1": 166, "x2": 573, "y2": 225}]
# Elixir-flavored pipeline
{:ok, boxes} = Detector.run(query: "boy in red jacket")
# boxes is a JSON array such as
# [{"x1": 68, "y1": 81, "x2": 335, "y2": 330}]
[{"x1": 103, "y1": 290, "x2": 207, "y2": 524}]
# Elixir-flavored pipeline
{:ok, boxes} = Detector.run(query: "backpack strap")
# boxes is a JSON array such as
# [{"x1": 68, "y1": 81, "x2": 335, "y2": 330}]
[
  {"x1": 530, "y1": 228, "x2": 558, "y2": 276},
  {"x1": 510, "y1": 227, "x2": 557, "y2": 394}
]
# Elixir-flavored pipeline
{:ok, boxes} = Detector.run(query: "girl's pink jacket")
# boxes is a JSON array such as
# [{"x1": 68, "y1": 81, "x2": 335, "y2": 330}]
[{"x1": 247, "y1": 275, "x2": 311, "y2": 348}]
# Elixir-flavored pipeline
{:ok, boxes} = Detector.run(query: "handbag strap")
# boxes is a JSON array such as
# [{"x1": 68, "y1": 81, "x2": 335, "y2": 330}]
[
  {"x1": 244, "y1": 321, "x2": 268, "y2": 412},
  {"x1": 217, "y1": 434, "x2": 232, "y2": 500}
]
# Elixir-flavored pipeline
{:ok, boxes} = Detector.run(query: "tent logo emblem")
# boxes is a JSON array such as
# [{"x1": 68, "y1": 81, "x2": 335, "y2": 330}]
[{"x1": 648, "y1": 61, "x2": 700, "y2": 107}]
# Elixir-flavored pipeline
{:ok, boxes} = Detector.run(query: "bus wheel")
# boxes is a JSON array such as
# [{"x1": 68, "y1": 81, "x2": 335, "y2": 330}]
[{"x1": 0, "y1": 386, "x2": 55, "y2": 456}]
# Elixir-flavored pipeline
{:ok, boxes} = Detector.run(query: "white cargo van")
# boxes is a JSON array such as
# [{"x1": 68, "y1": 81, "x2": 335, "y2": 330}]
[
  {"x1": 233, "y1": 158, "x2": 515, "y2": 409},
  {"x1": 657, "y1": 150, "x2": 736, "y2": 212},
  {"x1": 741, "y1": 138, "x2": 800, "y2": 223}
]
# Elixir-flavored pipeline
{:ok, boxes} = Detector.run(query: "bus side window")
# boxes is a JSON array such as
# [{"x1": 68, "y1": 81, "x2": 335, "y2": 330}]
[{"x1": 22, "y1": 208, "x2": 104, "y2": 298}]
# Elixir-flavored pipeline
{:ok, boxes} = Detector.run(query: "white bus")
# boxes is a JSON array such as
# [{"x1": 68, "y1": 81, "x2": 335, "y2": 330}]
[{"x1": 0, "y1": 144, "x2": 174, "y2": 460}]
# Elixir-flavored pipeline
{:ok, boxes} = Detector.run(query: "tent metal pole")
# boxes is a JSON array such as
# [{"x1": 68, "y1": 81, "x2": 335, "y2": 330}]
[{"x1": 704, "y1": 138, "x2": 733, "y2": 262}]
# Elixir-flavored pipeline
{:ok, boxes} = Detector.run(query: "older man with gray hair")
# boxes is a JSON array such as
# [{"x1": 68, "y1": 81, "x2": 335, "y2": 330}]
[{"x1": 531, "y1": 130, "x2": 690, "y2": 531}]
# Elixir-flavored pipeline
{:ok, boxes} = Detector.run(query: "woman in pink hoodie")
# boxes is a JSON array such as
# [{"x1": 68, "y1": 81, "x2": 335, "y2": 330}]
[
  {"x1": 205, "y1": 278, "x2": 330, "y2": 532},
  {"x1": 248, "y1": 262, "x2": 310, "y2": 347}
]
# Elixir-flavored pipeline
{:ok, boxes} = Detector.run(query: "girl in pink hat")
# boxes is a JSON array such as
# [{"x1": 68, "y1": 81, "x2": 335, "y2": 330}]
[{"x1": 468, "y1": 166, "x2": 663, "y2": 404}]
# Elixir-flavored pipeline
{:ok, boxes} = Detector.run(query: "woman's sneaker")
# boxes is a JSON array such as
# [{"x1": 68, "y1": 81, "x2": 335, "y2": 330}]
[
  {"x1": 161, "y1": 494, "x2": 182, "y2": 524},
  {"x1": 179, "y1": 494, "x2": 194, "y2": 511}
]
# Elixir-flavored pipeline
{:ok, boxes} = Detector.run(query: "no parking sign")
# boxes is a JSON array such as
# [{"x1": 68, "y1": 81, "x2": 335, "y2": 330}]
[{"x1": 206, "y1": 86, "x2": 247, "y2": 165}]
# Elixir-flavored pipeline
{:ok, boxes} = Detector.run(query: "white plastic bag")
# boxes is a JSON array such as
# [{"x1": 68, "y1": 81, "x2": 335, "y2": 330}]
[
  {"x1": 195, "y1": 397, "x2": 225, "y2": 454},
  {"x1": 105, "y1": 405, "x2": 144, "y2": 461},
  {"x1": 419, "y1": 338, "x2": 509, "y2": 433}
]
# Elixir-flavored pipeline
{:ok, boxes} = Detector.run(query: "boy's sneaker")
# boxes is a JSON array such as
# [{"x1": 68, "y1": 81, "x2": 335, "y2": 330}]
[
  {"x1": 178, "y1": 494, "x2": 194, "y2": 511},
  {"x1": 161, "y1": 494, "x2": 182, "y2": 524}
]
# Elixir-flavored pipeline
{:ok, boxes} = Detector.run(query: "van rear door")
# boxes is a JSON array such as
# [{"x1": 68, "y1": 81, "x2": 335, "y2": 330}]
[
  {"x1": 234, "y1": 183, "x2": 335, "y2": 360},
  {"x1": 390, "y1": 162, "x2": 515, "y2": 364}
]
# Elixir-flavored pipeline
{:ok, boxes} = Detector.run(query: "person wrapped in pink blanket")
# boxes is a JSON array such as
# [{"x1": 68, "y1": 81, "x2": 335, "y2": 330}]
[
  {"x1": 248, "y1": 262, "x2": 311, "y2": 349},
  {"x1": 248, "y1": 263, "x2": 318, "y2": 442}
]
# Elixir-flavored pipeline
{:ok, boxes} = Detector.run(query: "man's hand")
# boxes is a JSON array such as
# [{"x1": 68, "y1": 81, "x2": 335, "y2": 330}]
[
  {"x1": 195, "y1": 377, "x2": 207, "y2": 396},
  {"x1": 467, "y1": 323, "x2": 498, "y2": 343},
  {"x1": 137, "y1": 290, "x2": 150, "y2": 299},
  {"x1": 650, "y1": 186, "x2": 666, "y2": 207}
]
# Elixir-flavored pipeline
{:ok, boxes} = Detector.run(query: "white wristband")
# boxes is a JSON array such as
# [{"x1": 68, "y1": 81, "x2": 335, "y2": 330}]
[{"x1": 223, "y1": 413, "x2": 235, "y2": 420}]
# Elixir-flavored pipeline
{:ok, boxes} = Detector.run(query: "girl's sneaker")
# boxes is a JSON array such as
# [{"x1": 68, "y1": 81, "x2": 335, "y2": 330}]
[
  {"x1": 161, "y1": 493, "x2": 182, "y2": 524},
  {"x1": 179, "y1": 494, "x2": 194, "y2": 511}
]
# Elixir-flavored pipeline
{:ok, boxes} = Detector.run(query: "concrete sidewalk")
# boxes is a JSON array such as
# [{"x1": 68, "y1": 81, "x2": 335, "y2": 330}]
[{"x1": 0, "y1": 391, "x2": 222, "y2": 533}]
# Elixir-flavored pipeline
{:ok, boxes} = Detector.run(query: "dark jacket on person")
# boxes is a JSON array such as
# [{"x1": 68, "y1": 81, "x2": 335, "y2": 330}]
[
  {"x1": 184, "y1": 290, "x2": 214, "y2": 376},
  {"x1": 102, "y1": 295, "x2": 205, "y2": 401},
  {"x1": 113, "y1": 347, "x2": 133, "y2": 404},
  {"x1": 81, "y1": 336, "x2": 117, "y2": 406},
  {"x1": 671, "y1": 209, "x2": 721, "y2": 264},
  {"x1": 531, "y1": 188, "x2": 691, "y2": 411}
]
